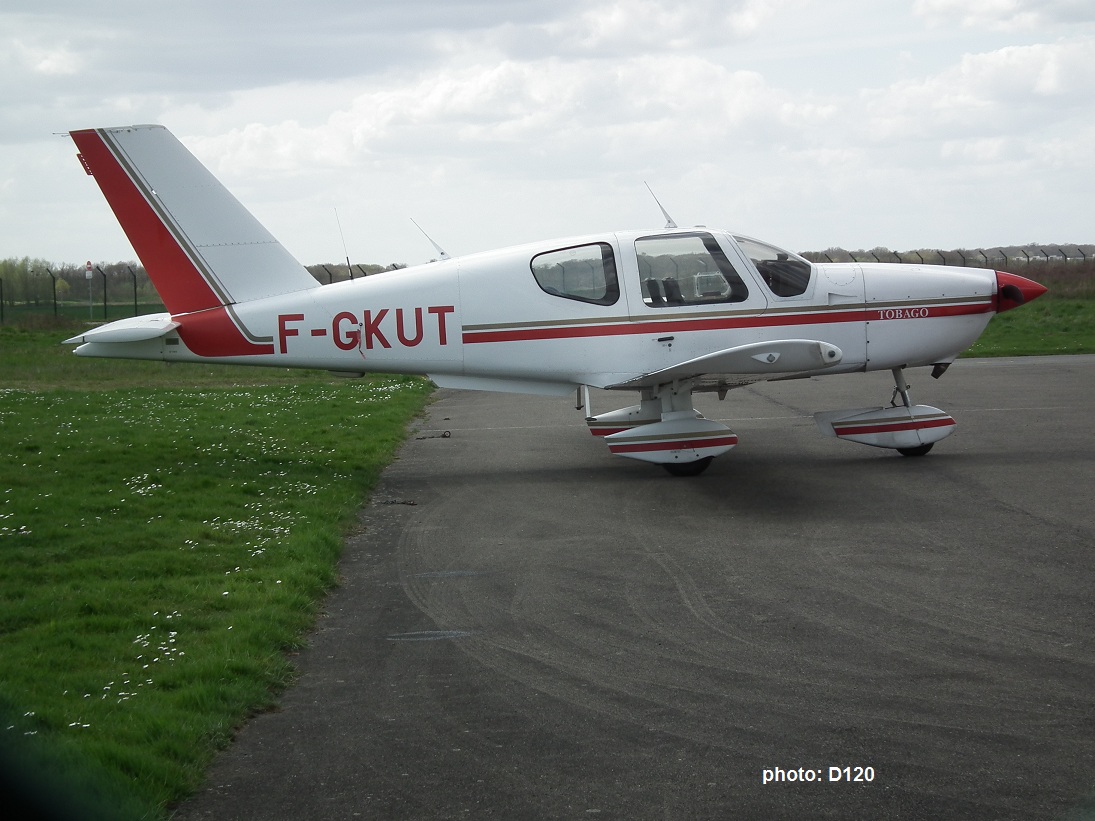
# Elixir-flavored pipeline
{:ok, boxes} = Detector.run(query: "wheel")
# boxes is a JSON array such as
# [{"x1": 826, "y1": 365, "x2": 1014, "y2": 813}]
[
  {"x1": 897, "y1": 443, "x2": 934, "y2": 457},
  {"x1": 662, "y1": 456, "x2": 714, "y2": 476}
]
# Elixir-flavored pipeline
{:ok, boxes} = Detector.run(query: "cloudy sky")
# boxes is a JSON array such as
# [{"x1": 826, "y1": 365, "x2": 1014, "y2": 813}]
[{"x1": 2, "y1": 0, "x2": 1093, "y2": 267}]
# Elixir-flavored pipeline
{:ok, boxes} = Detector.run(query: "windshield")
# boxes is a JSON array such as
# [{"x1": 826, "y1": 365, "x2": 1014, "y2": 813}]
[{"x1": 733, "y1": 235, "x2": 813, "y2": 297}]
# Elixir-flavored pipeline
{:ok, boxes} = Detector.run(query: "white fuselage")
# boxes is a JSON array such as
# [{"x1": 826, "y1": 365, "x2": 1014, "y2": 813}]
[
  {"x1": 67, "y1": 124, "x2": 1048, "y2": 472},
  {"x1": 76, "y1": 228, "x2": 998, "y2": 394}
]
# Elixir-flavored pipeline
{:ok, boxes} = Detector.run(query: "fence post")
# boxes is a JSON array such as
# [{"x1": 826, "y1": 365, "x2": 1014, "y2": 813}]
[
  {"x1": 96, "y1": 266, "x2": 107, "y2": 320},
  {"x1": 127, "y1": 265, "x2": 138, "y2": 316},
  {"x1": 36, "y1": 269, "x2": 58, "y2": 316}
]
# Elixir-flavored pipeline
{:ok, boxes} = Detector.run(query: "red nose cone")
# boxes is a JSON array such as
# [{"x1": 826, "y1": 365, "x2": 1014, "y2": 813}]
[{"x1": 995, "y1": 271, "x2": 1048, "y2": 313}]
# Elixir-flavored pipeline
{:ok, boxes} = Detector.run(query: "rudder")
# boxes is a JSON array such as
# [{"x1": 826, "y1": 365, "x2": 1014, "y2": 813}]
[{"x1": 71, "y1": 125, "x2": 318, "y2": 316}]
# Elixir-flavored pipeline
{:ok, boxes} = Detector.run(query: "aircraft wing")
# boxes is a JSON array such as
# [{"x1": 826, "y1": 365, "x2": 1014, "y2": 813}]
[{"x1": 607, "y1": 339, "x2": 843, "y2": 391}]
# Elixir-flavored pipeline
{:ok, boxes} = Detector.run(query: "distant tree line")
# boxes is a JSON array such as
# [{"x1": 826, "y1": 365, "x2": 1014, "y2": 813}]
[
  {"x1": 0, "y1": 258, "x2": 410, "y2": 314},
  {"x1": 0, "y1": 258, "x2": 157, "y2": 310}
]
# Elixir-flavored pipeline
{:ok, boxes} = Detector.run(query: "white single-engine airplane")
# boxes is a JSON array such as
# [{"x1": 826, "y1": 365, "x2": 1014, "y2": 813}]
[{"x1": 67, "y1": 124, "x2": 1046, "y2": 475}]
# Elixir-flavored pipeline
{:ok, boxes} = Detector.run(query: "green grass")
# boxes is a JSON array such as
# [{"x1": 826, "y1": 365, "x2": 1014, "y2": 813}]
[
  {"x1": 1, "y1": 300, "x2": 169, "y2": 332},
  {"x1": 966, "y1": 299, "x2": 1095, "y2": 357},
  {"x1": 0, "y1": 324, "x2": 432, "y2": 818}
]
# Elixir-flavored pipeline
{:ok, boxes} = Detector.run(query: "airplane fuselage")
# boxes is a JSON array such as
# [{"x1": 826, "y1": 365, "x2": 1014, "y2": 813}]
[
  {"x1": 73, "y1": 228, "x2": 1002, "y2": 394},
  {"x1": 67, "y1": 124, "x2": 1047, "y2": 473}
]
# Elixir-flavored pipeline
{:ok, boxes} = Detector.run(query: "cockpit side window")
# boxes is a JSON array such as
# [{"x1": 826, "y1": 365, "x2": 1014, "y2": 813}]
[
  {"x1": 733, "y1": 236, "x2": 813, "y2": 297},
  {"x1": 635, "y1": 232, "x2": 750, "y2": 308},
  {"x1": 531, "y1": 242, "x2": 619, "y2": 306}
]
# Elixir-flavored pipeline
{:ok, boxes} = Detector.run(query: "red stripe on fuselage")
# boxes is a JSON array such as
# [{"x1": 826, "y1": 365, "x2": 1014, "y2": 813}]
[
  {"x1": 176, "y1": 307, "x2": 275, "y2": 356},
  {"x1": 461, "y1": 301, "x2": 991, "y2": 345}
]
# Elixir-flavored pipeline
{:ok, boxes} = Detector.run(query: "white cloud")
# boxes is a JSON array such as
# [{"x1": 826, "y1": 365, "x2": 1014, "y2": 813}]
[
  {"x1": 8, "y1": 38, "x2": 83, "y2": 76},
  {"x1": 859, "y1": 39, "x2": 1095, "y2": 146},
  {"x1": 188, "y1": 52, "x2": 813, "y2": 187},
  {"x1": 913, "y1": 0, "x2": 1095, "y2": 30},
  {"x1": 543, "y1": 0, "x2": 785, "y2": 52},
  {"x1": 2, "y1": 1, "x2": 1093, "y2": 263}
]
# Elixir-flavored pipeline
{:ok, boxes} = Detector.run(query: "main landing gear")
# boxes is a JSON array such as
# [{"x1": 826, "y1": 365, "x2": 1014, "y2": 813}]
[
  {"x1": 584, "y1": 366, "x2": 958, "y2": 474},
  {"x1": 584, "y1": 381, "x2": 734, "y2": 476}
]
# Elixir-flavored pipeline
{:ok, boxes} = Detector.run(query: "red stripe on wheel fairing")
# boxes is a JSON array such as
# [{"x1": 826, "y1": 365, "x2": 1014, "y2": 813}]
[
  {"x1": 834, "y1": 417, "x2": 954, "y2": 436},
  {"x1": 608, "y1": 434, "x2": 739, "y2": 454}
]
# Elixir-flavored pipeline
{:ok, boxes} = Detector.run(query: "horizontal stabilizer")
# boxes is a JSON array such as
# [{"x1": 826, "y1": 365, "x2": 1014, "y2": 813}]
[
  {"x1": 608, "y1": 339, "x2": 842, "y2": 389},
  {"x1": 64, "y1": 314, "x2": 179, "y2": 345}
]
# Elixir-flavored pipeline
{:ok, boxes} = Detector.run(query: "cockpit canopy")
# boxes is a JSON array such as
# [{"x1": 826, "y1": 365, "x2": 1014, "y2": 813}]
[{"x1": 526, "y1": 230, "x2": 815, "y2": 308}]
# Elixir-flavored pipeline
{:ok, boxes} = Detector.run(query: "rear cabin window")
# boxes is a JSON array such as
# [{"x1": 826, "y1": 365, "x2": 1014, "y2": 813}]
[
  {"x1": 531, "y1": 242, "x2": 619, "y2": 305},
  {"x1": 635, "y1": 232, "x2": 750, "y2": 307}
]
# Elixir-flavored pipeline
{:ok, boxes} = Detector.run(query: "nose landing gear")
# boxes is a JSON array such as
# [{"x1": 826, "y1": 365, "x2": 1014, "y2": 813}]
[
  {"x1": 814, "y1": 367, "x2": 957, "y2": 455},
  {"x1": 890, "y1": 368, "x2": 936, "y2": 457}
]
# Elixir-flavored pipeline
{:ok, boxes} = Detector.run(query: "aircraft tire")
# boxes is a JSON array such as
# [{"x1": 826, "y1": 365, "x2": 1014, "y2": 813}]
[
  {"x1": 662, "y1": 457, "x2": 714, "y2": 476},
  {"x1": 897, "y1": 443, "x2": 934, "y2": 457}
]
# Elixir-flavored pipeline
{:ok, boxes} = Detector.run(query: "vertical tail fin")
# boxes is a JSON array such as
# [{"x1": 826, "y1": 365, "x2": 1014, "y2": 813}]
[{"x1": 71, "y1": 125, "x2": 318, "y2": 316}]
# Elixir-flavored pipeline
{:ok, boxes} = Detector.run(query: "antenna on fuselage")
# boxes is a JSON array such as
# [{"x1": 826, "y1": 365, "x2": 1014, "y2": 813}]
[
  {"x1": 644, "y1": 182, "x2": 678, "y2": 229},
  {"x1": 410, "y1": 217, "x2": 450, "y2": 261},
  {"x1": 334, "y1": 207, "x2": 353, "y2": 278}
]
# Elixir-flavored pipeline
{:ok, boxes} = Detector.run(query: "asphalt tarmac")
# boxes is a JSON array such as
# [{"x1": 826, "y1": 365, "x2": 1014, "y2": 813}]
[{"x1": 174, "y1": 356, "x2": 1095, "y2": 821}]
